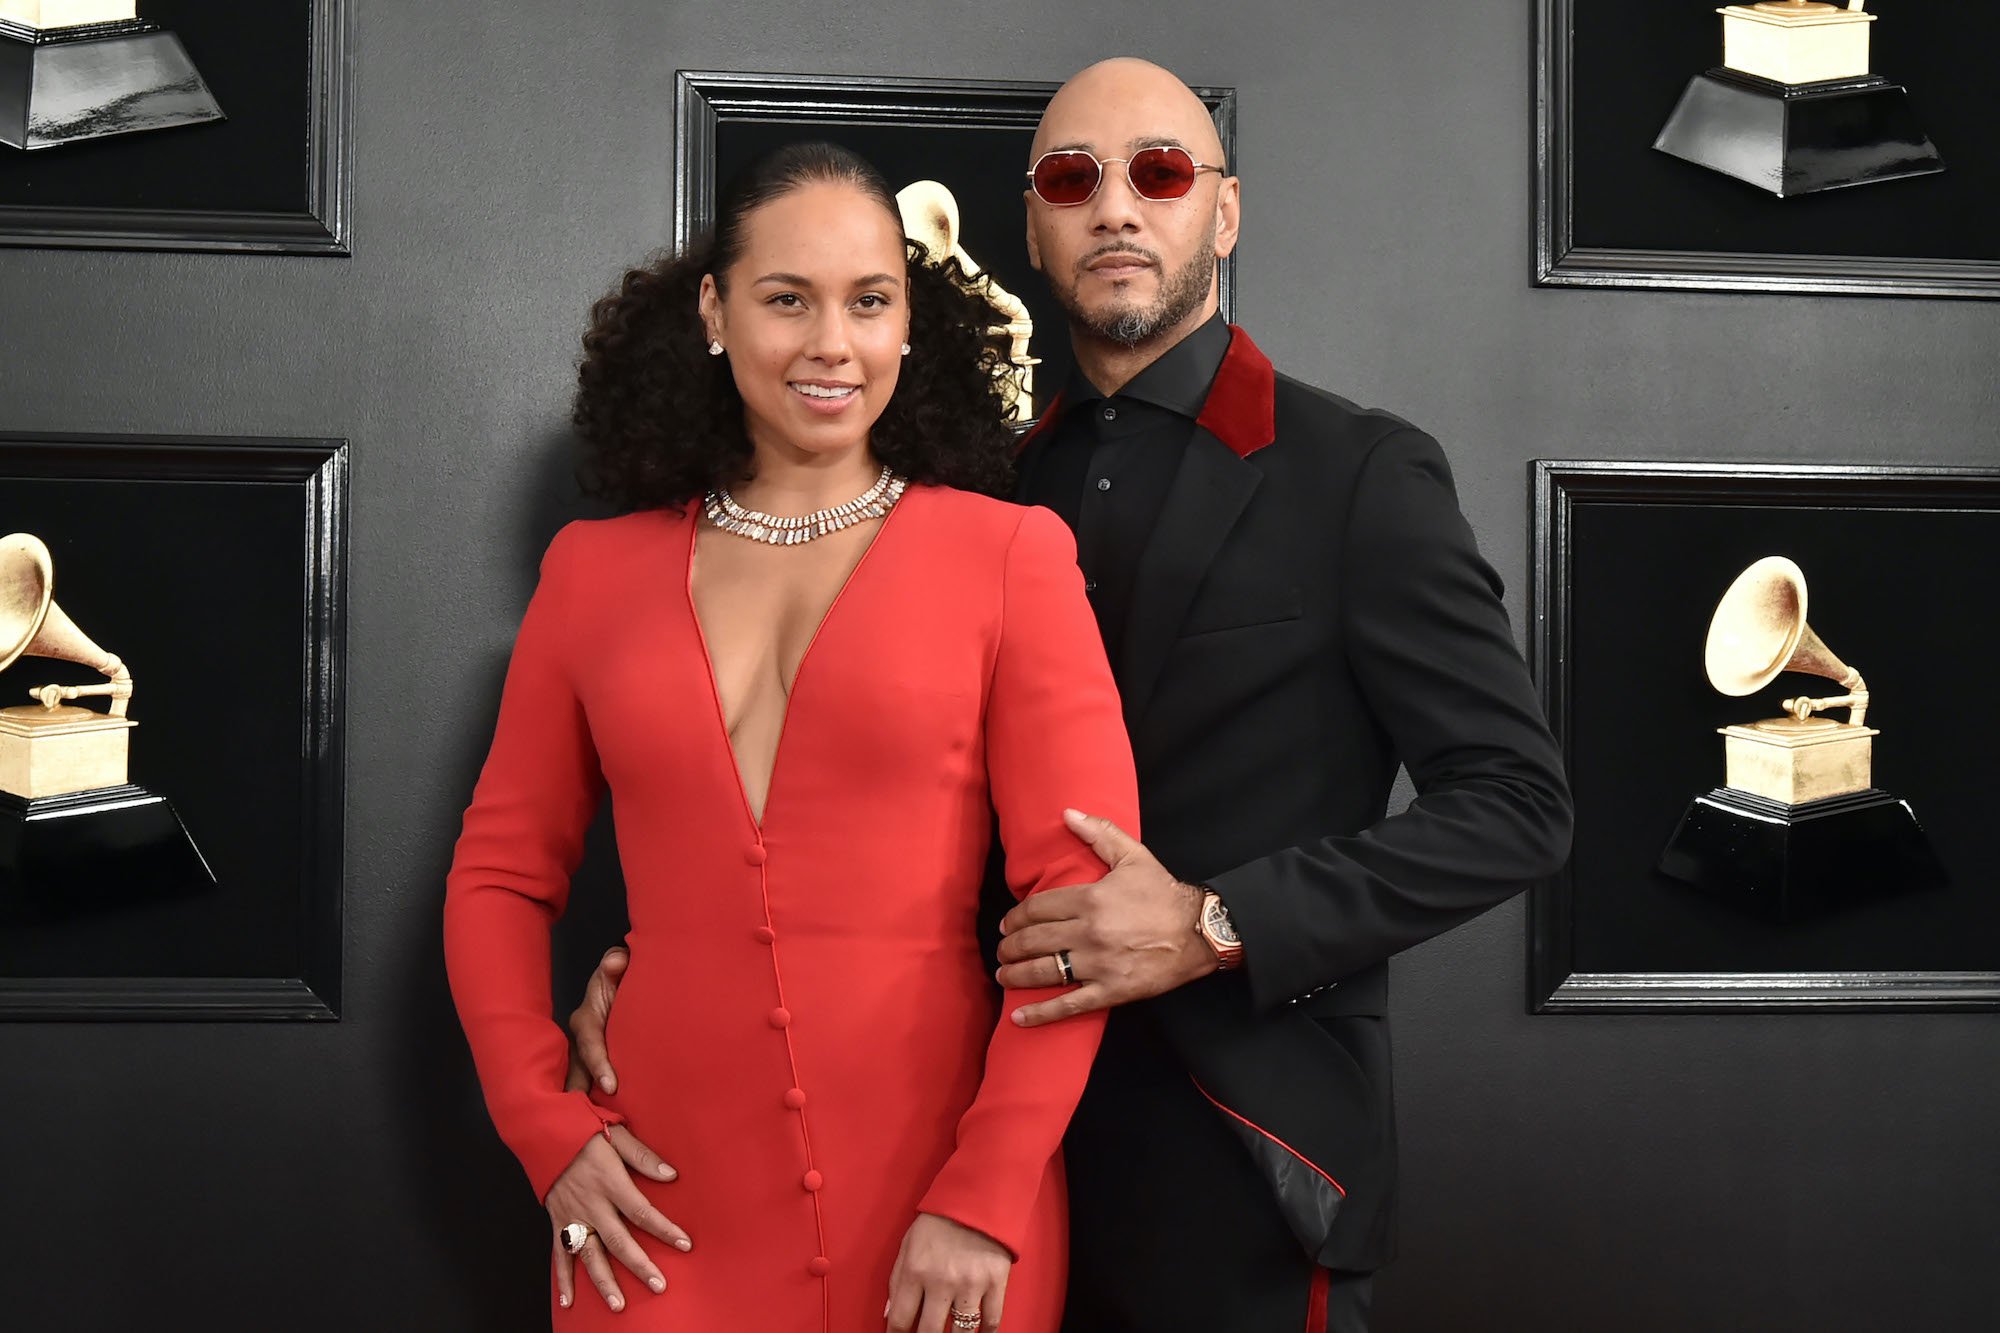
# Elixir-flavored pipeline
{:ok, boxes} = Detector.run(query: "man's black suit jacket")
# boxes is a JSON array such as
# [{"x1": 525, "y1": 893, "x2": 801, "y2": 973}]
[{"x1": 1004, "y1": 326, "x2": 1573, "y2": 1272}]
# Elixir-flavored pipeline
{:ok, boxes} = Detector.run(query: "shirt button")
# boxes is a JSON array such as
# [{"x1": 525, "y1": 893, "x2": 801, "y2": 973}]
[
  {"x1": 1083, "y1": 580, "x2": 1099, "y2": 594},
  {"x1": 802, "y1": 1170, "x2": 824, "y2": 1192},
  {"x1": 1096, "y1": 477, "x2": 1112, "y2": 491},
  {"x1": 808, "y1": 1256, "x2": 832, "y2": 1278},
  {"x1": 753, "y1": 925, "x2": 776, "y2": 944},
  {"x1": 768, "y1": 1007, "x2": 791, "y2": 1029},
  {"x1": 1101, "y1": 406, "x2": 1117, "y2": 421},
  {"x1": 744, "y1": 845, "x2": 767, "y2": 866},
  {"x1": 783, "y1": 1087, "x2": 808, "y2": 1109}
]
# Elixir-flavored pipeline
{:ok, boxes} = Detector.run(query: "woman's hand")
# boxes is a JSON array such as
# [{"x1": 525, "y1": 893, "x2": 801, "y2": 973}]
[
  {"x1": 884, "y1": 1212, "x2": 1010, "y2": 1332},
  {"x1": 546, "y1": 1129, "x2": 692, "y2": 1312}
]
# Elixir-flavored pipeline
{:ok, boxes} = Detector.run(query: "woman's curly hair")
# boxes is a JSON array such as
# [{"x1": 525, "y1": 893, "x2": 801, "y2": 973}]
[{"x1": 573, "y1": 142, "x2": 1021, "y2": 511}]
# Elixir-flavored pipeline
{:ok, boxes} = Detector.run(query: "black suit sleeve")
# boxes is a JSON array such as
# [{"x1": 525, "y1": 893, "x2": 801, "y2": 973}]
[{"x1": 1207, "y1": 428, "x2": 1573, "y2": 1013}]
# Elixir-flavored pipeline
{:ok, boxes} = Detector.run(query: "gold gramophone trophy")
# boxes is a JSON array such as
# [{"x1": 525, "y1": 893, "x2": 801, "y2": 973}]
[
  {"x1": 1653, "y1": 2, "x2": 1944, "y2": 198},
  {"x1": 1656, "y1": 555, "x2": 1946, "y2": 920},
  {"x1": 896, "y1": 179, "x2": 1041, "y2": 421},
  {"x1": 0, "y1": 531, "x2": 212, "y2": 918}
]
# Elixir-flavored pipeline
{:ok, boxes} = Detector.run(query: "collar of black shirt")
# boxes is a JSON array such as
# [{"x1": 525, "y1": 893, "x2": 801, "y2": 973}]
[{"x1": 1060, "y1": 311, "x2": 1232, "y2": 421}]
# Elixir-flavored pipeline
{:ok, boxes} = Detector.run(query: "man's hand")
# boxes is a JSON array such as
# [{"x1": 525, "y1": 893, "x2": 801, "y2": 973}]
[
  {"x1": 566, "y1": 945, "x2": 628, "y2": 1095},
  {"x1": 994, "y1": 808, "x2": 1218, "y2": 1028}
]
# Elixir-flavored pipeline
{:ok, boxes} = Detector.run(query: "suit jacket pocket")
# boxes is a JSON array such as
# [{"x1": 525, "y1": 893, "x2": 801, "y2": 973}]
[{"x1": 1178, "y1": 580, "x2": 1305, "y2": 638}]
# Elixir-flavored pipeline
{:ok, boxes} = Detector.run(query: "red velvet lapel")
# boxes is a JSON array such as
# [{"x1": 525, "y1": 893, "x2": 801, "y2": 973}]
[
  {"x1": 1010, "y1": 324, "x2": 1276, "y2": 459},
  {"x1": 1012, "y1": 390, "x2": 1066, "y2": 457},
  {"x1": 1195, "y1": 325, "x2": 1277, "y2": 459}
]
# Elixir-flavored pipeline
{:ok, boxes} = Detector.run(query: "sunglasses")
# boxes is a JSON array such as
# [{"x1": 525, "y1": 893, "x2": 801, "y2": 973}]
[{"x1": 1025, "y1": 146, "x2": 1227, "y2": 206}]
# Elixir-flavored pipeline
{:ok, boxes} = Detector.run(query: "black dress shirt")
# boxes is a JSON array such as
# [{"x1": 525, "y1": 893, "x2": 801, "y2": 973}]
[{"x1": 1019, "y1": 313, "x2": 1232, "y2": 664}]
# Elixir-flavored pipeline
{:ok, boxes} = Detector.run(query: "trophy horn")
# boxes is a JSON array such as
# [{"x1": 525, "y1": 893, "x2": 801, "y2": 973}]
[
  {"x1": 1702, "y1": 555, "x2": 1867, "y2": 726},
  {"x1": 0, "y1": 532, "x2": 133, "y2": 718}
]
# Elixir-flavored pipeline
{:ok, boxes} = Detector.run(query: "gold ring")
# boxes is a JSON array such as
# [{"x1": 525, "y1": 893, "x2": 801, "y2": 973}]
[
  {"x1": 950, "y1": 1308, "x2": 983, "y2": 1330},
  {"x1": 559, "y1": 1221, "x2": 594, "y2": 1254},
  {"x1": 1055, "y1": 949, "x2": 1076, "y2": 985}
]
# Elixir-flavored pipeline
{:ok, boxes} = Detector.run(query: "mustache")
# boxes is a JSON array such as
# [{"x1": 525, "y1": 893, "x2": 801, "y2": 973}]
[{"x1": 1076, "y1": 243, "x2": 1161, "y2": 276}]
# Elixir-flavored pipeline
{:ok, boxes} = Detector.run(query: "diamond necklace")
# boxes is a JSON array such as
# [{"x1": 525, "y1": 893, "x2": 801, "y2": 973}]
[{"x1": 703, "y1": 464, "x2": 907, "y2": 545}]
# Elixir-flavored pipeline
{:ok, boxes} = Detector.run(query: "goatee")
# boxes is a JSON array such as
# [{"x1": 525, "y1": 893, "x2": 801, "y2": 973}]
[{"x1": 1062, "y1": 231, "x2": 1217, "y2": 349}]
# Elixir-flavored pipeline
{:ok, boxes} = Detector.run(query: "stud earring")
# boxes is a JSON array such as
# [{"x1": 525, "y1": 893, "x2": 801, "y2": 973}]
[
  {"x1": 707, "y1": 340, "x2": 724, "y2": 356},
  {"x1": 900, "y1": 342, "x2": 911, "y2": 356}
]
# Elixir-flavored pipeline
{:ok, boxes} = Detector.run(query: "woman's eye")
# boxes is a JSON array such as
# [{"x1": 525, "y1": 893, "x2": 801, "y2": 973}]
[
  {"x1": 769, "y1": 293, "x2": 802, "y2": 307},
  {"x1": 855, "y1": 293, "x2": 890, "y2": 310}
]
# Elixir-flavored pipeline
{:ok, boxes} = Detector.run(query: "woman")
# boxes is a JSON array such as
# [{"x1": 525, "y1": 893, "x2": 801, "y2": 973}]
[{"x1": 442, "y1": 141, "x2": 1139, "y2": 1333}]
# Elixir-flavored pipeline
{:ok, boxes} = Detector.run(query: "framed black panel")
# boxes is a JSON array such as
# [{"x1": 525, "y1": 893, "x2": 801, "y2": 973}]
[
  {"x1": 0, "y1": 434, "x2": 346, "y2": 1019},
  {"x1": 1535, "y1": 0, "x2": 2000, "y2": 297},
  {"x1": 674, "y1": 70, "x2": 1238, "y2": 430},
  {"x1": 1530, "y1": 460, "x2": 2000, "y2": 1011},
  {"x1": 0, "y1": 0, "x2": 349, "y2": 254}
]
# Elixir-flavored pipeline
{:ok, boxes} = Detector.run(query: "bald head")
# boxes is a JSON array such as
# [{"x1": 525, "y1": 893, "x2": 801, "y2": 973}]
[{"x1": 1032, "y1": 58, "x2": 1225, "y2": 165}]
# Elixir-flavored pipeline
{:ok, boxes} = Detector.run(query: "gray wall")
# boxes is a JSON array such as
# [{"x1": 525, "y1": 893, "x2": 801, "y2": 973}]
[{"x1": 3, "y1": 2, "x2": 1996, "y2": 1329}]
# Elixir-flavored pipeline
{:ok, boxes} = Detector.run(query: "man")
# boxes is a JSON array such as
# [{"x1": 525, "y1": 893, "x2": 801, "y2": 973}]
[{"x1": 566, "y1": 57, "x2": 1571, "y2": 1332}]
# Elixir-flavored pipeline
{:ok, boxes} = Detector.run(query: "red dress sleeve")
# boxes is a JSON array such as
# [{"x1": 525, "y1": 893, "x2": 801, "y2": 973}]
[
  {"x1": 916, "y1": 504, "x2": 1141, "y2": 1256},
  {"x1": 443, "y1": 524, "x2": 624, "y2": 1204}
]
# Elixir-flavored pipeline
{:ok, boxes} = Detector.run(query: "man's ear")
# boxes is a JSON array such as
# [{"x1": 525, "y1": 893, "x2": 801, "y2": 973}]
[
  {"x1": 1213, "y1": 176, "x2": 1241, "y2": 261},
  {"x1": 1023, "y1": 194, "x2": 1044, "y2": 273}
]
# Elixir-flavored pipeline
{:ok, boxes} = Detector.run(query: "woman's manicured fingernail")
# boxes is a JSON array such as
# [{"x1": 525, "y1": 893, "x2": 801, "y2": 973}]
[
  {"x1": 674, "y1": 1237, "x2": 692, "y2": 1252},
  {"x1": 559, "y1": 1293, "x2": 571, "y2": 1308},
  {"x1": 649, "y1": 1276, "x2": 665, "y2": 1293},
  {"x1": 608, "y1": 1295, "x2": 623, "y2": 1311},
  {"x1": 599, "y1": 1074, "x2": 615, "y2": 1092},
  {"x1": 658, "y1": 1162, "x2": 676, "y2": 1179}
]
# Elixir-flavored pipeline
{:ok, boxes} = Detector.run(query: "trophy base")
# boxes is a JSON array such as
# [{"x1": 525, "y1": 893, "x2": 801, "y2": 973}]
[
  {"x1": 0, "y1": 782, "x2": 215, "y2": 924},
  {"x1": 0, "y1": 17, "x2": 225, "y2": 150},
  {"x1": 1657, "y1": 786, "x2": 1948, "y2": 923},
  {"x1": 0, "y1": 705, "x2": 134, "y2": 798},
  {"x1": 1654, "y1": 67, "x2": 1945, "y2": 198},
  {"x1": 1719, "y1": 717, "x2": 1875, "y2": 805}
]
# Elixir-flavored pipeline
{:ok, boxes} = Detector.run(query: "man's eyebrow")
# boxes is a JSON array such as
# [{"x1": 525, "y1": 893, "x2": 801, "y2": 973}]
[
  {"x1": 1044, "y1": 140, "x2": 1096, "y2": 154},
  {"x1": 1128, "y1": 135, "x2": 1189, "y2": 152}
]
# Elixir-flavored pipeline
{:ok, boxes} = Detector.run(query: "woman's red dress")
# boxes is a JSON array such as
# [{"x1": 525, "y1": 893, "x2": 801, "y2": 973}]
[{"x1": 445, "y1": 486, "x2": 1140, "y2": 1329}]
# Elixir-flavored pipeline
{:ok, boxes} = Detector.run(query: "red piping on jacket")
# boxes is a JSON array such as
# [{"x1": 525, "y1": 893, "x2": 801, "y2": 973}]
[
  {"x1": 1306, "y1": 1267, "x2": 1330, "y2": 1332},
  {"x1": 1190, "y1": 1076, "x2": 1347, "y2": 1198}
]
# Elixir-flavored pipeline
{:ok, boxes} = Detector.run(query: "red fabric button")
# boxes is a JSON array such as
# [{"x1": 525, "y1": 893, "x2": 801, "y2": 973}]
[
  {"x1": 802, "y1": 1170, "x2": 824, "y2": 1192},
  {"x1": 807, "y1": 1256, "x2": 831, "y2": 1278},
  {"x1": 753, "y1": 926, "x2": 776, "y2": 944},
  {"x1": 745, "y1": 845, "x2": 768, "y2": 866},
  {"x1": 768, "y1": 1007, "x2": 791, "y2": 1029},
  {"x1": 783, "y1": 1087, "x2": 808, "y2": 1109}
]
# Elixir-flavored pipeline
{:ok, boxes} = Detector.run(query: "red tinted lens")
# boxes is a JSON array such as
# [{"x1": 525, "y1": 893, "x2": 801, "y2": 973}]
[
  {"x1": 1127, "y1": 147, "x2": 1198, "y2": 200},
  {"x1": 1032, "y1": 152, "x2": 1101, "y2": 205}
]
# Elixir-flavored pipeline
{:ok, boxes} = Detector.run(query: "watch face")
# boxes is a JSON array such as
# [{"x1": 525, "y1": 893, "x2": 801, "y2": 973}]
[{"x1": 1203, "y1": 895, "x2": 1241, "y2": 947}]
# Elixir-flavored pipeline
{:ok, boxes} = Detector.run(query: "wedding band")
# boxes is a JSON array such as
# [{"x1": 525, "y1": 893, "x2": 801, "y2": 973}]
[
  {"x1": 560, "y1": 1221, "x2": 594, "y2": 1254},
  {"x1": 950, "y1": 1308, "x2": 983, "y2": 1329},
  {"x1": 1055, "y1": 949, "x2": 1075, "y2": 985}
]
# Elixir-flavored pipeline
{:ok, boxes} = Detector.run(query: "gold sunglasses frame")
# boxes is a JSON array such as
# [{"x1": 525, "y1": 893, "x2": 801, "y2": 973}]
[{"x1": 1023, "y1": 147, "x2": 1227, "y2": 206}]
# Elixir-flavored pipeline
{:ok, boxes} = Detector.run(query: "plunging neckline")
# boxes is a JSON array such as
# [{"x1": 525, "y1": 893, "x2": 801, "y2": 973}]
[{"x1": 683, "y1": 487, "x2": 911, "y2": 834}]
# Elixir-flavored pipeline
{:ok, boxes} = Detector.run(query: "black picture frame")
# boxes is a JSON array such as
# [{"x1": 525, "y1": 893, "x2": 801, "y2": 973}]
[
  {"x1": 674, "y1": 70, "x2": 1238, "y2": 430},
  {"x1": 1530, "y1": 459, "x2": 2000, "y2": 1011},
  {"x1": 1535, "y1": 0, "x2": 2000, "y2": 298},
  {"x1": 0, "y1": 0, "x2": 350, "y2": 254},
  {"x1": 0, "y1": 434, "x2": 346, "y2": 1020}
]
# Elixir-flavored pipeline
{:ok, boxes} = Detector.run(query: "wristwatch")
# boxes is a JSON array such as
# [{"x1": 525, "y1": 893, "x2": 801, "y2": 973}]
[{"x1": 1195, "y1": 887, "x2": 1244, "y2": 971}]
